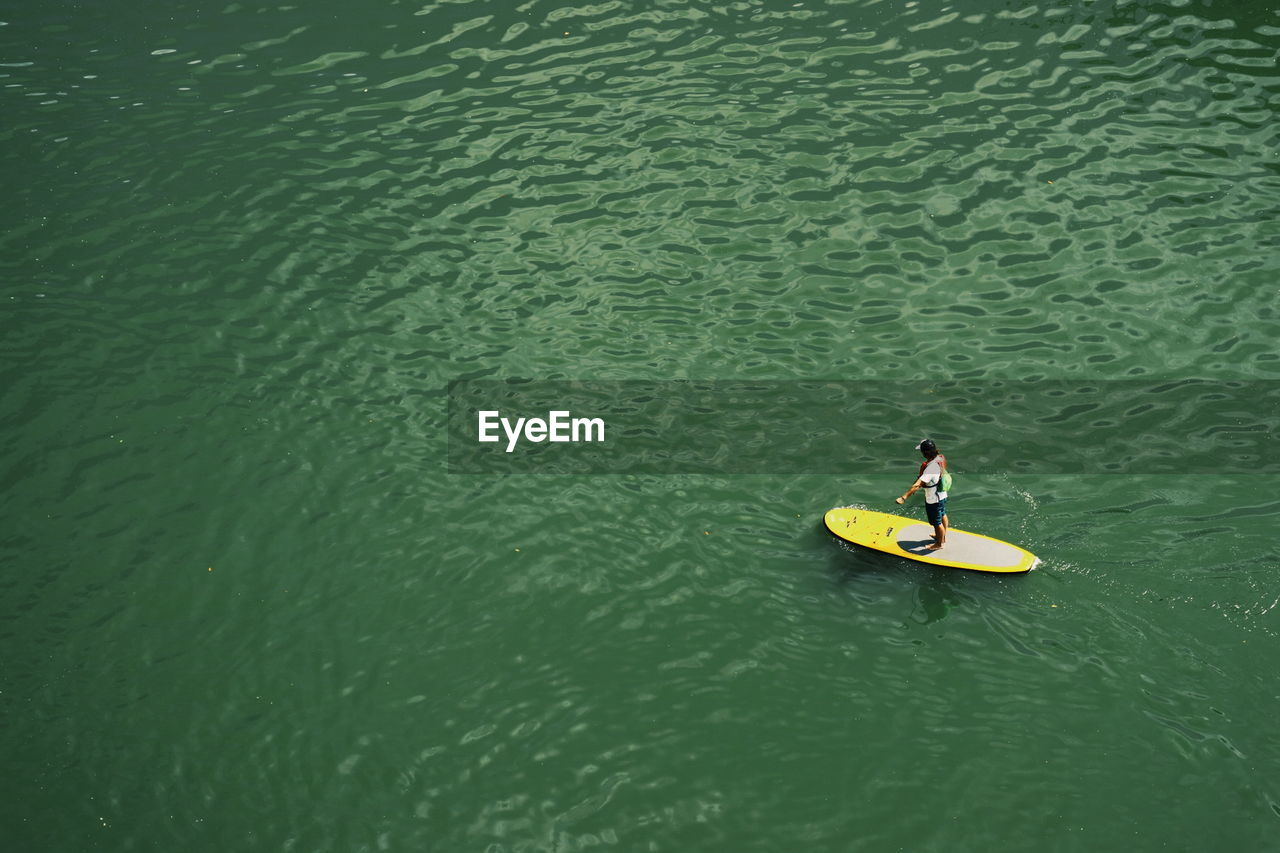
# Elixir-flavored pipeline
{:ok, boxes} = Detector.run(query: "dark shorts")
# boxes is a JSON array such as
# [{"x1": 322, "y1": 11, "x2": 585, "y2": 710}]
[{"x1": 926, "y1": 498, "x2": 947, "y2": 527}]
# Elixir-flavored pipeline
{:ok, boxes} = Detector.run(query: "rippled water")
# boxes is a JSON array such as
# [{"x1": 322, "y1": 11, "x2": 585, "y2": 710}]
[{"x1": 4, "y1": 0, "x2": 1279, "y2": 850}]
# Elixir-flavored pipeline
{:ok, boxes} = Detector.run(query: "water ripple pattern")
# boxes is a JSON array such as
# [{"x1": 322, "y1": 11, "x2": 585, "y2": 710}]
[
  {"x1": 7, "y1": 0, "x2": 1279, "y2": 387},
  {"x1": 3, "y1": 1, "x2": 1280, "y2": 851}
]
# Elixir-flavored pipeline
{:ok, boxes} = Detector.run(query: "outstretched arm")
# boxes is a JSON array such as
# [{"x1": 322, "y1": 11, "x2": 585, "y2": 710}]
[{"x1": 896, "y1": 479, "x2": 924, "y2": 505}]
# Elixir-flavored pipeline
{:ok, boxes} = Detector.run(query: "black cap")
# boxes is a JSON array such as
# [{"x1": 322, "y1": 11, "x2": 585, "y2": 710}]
[{"x1": 915, "y1": 439, "x2": 937, "y2": 454}]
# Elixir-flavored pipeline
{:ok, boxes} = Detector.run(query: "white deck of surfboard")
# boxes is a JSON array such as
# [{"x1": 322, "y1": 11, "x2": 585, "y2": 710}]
[{"x1": 895, "y1": 524, "x2": 1029, "y2": 568}]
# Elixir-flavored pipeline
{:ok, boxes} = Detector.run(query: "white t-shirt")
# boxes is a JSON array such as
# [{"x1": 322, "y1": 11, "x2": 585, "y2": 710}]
[{"x1": 920, "y1": 457, "x2": 948, "y2": 505}]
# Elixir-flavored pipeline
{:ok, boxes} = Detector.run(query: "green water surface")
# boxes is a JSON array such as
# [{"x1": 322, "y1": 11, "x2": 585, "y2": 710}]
[{"x1": 3, "y1": 0, "x2": 1279, "y2": 850}]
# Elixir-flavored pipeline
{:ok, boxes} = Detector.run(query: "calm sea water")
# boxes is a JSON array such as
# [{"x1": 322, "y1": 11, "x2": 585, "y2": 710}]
[{"x1": 3, "y1": 0, "x2": 1279, "y2": 850}]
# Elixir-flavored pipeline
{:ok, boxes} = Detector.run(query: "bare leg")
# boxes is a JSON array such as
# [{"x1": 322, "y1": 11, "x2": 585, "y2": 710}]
[{"x1": 927, "y1": 523, "x2": 945, "y2": 550}]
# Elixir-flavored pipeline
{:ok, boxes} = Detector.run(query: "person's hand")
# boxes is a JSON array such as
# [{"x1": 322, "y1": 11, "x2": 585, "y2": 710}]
[{"x1": 895, "y1": 496, "x2": 905, "y2": 505}]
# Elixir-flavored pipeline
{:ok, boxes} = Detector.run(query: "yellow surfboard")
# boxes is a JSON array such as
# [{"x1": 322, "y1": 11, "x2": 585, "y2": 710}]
[{"x1": 824, "y1": 507, "x2": 1039, "y2": 573}]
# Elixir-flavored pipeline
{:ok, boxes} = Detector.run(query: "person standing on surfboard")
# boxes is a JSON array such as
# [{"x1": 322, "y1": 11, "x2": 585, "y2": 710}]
[{"x1": 895, "y1": 439, "x2": 948, "y2": 550}]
